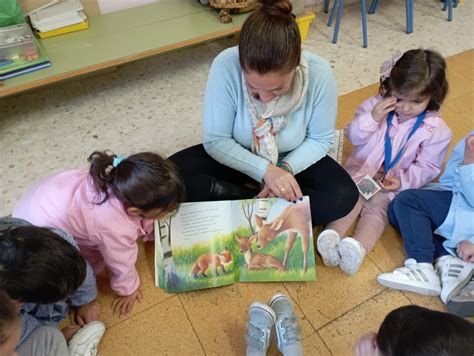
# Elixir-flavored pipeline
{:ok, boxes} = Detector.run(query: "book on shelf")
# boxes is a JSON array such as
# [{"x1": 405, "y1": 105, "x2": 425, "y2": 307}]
[
  {"x1": 155, "y1": 197, "x2": 316, "y2": 293},
  {"x1": 28, "y1": 0, "x2": 88, "y2": 37}
]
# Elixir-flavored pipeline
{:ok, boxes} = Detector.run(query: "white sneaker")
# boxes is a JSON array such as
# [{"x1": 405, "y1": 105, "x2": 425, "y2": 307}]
[
  {"x1": 68, "y1": 321, "x2": 106, "y2": 356},
  {"x1": 436, "y1": 255, "x2": 474, "y2": 304},
  {"x1": 338, "y1": 237, "x2": 365, "y2": 275},
  {"x1": 317, "y1": 229, "x2": 341, "y2": 267},
  {"x1": 377, "y1": 259, "x2": 441, "y2": 296}
]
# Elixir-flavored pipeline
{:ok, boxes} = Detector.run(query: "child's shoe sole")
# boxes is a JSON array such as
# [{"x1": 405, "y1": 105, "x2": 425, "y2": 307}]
[
  {"x1": 316, "y1": 229, "x2": 341, "y2": 267},
  {"x1": 338, "y1": 237, "x2": 365, "y2": 276},
  {"x1": 68, "y1": 321, "x2": 106, "y2": 356}
]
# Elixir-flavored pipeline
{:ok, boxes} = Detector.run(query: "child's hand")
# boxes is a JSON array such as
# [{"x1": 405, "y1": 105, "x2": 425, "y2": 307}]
[
  {"x1": 61, "y1": 324, "x2": 81, "y2": 342},
  {"x1": 75, "y1": 300, "x2": 102, "y2": 326},
  {"x1": 354, "y1": 333, "x2": 378, "y2": 356},
  {"x1": 112, "y1": 289, "x2": 143, "y2": 317},
  {"x1": 379, "y1": 176, "x2": 401, "y2": 191},
  {"x1": 371, "y1": 96, "x2": 397, "y2": 122},
  {"x1": 457, "y1": 241, "x2": 474, "y2": 262},
  {"x1": 463, "y1": 134, "x2": 474, "y2": 165}
]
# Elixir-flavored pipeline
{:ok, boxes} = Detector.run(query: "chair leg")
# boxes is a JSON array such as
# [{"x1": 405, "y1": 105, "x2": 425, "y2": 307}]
[
  {"x1": 443, "y1": 0, "x2": 447, "y2": 11},
  {"x1": 328, "y1": 0, "x2": 339, "y2": 27},
  {"x1": 447, "y1": 0, "x2": 453, "y2": 21},
  {"x1": 406, "y1": 0, "x2": 413, "y2": 34},
  {"x1": 368, "y1": 0, "x2": 376, "y2": 14},
  {"x1": 332, "y1": 0, "x2": 344, "y2": 43},
  {"x1": 361, "y1": 0, "x2": 368, "y2": 47},
  {"x1": 324, "y1": 0, "x2": 331, "y2": 14}
]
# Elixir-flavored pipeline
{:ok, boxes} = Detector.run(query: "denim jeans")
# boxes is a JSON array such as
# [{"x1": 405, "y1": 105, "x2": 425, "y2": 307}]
[{"x1": 388, "y1": 189, "x2": 453, "y2": 263}]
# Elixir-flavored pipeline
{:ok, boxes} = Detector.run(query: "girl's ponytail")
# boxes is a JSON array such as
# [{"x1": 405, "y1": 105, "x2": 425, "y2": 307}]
[{"x1": 88, "y1": 151, "x2": 118, "y2": 204}]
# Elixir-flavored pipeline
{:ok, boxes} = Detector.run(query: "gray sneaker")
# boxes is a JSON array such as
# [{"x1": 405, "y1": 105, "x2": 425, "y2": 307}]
[
  {"x1": 246, "y1": 302, "x2": 276, "y2": 356},
  {"x1": 268, "y1": 294, "x2": 303, "y2": 356},
  {"x1": 448, "y1": 276, "x2": 474, "y2": 317}
]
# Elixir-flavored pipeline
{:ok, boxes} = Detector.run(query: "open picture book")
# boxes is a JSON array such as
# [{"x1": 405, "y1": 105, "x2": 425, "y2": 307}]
[{"x1": 155, "y1": 197, "x2": 316, "y2": 293}]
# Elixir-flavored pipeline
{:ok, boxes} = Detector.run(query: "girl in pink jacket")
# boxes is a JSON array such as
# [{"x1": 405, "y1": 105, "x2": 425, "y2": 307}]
[
  {"x1": 13, "y1": 151, "x2": 184, "y2": 316},
  {"x1": 317, "y1": 49, "x2": 452, "y2": 276}
]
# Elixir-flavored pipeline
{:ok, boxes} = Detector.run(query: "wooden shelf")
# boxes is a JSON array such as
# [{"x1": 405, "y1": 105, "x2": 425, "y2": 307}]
[{"x1": 0, "y1": 0, "x2": 249, "y2": 98}]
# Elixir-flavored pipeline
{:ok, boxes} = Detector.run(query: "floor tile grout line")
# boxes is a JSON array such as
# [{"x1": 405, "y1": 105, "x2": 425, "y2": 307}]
[
  {"x1": 101, "y1": 294, "x2": 177, "y2": 330},
  {"x1": 176, "y1": 294, "x2": 208, "y2": 356},
  {"x1": 281, "y1": 283, "x2": 319, "y2": 335},
  {"x1": 314, "y1": 288, "x2": 388, "y2": 332}
]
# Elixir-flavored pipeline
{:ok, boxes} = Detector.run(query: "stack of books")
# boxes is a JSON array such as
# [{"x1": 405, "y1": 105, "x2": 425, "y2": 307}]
[
  {"x1": 0, "y1": 23, "x2": 51, "y2": 80},
  {"x1": 28, "y1": 0, "x2": 88, "y2": 38}
]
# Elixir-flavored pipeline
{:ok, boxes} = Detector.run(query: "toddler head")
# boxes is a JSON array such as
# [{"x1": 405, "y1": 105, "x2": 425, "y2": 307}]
[
  {"x1": 0, "y1": 226, "x2": 86, "y2": 304},
  {"x1": 356, "y1": 305, "x2": 474, "y2": 356},
  {"x1": 379, "y1": 49, "x2": 448, "y2": 118},
  {"x1": 88, "y1": 151, "x2": 185, "y2": 220},
  {"x1": 0, "y1": 291, "x2": 20, "y2": 356}
]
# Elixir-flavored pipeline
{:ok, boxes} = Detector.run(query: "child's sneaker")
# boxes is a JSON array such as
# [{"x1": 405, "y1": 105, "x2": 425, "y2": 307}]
[
  {"x1": 317, "y1": 229, "x2": 341, "y2": 267},
  {"x1": 338, "y1": 237, "x2": 365, "y2": 275},
  {"x1": 377, "y1": 259, "x2": 441, "y2": 295},
  {"x1": 435, "y1": 255, "x2": 474, "y2": 304},
  {"x1": 246, "y1": 302, "x2": 276, "y2": 356},
  {"x1": 68, "y1": 321, "x2": 106, "y2": 356},
  {"x1": 268, "y1": 293, "x2": 302, "y2": 356},
  {"x1": 447, "y1": 276, "x2": 474, "y2": 317}
]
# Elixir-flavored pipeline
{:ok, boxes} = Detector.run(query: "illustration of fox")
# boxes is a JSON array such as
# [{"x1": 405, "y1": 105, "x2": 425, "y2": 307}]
[
  {"x1": 190, "y1": 247, "x2": 233, "y2": 278},
  {"x1": 255, "y1": 200, "x2": 311, "y2": 272},
  {"x1": 234, "y1": 234, "x2": 286, "y2": 272}
]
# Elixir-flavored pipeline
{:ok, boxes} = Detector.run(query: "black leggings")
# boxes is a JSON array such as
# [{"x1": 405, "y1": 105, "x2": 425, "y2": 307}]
[{"x1": 169, "y1": 144, "x2": 358, "y2": 226}]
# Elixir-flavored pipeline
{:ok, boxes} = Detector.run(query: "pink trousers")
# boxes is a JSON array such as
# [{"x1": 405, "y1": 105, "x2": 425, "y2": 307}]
[{"x1": 326, "y1": 192, "x2": 392, "y2": 252}]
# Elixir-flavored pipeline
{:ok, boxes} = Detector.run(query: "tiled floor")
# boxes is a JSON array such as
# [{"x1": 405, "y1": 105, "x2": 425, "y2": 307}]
[{"x1": 1, "y1": 1, "x2": 473, "y2": 355}]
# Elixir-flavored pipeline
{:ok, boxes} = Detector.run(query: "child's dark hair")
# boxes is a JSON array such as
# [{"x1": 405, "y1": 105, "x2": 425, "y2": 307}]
[
  {"x1": 0, "y1": 290, "x2": 19, "y2": 345},
  {"x1": 88, "y1": 151, "x2": 185, "y2": 212},
  {"x1": 239, "y1": 0, "x2": 301, "y2": 74},
  {"x1": 0, "y1": 226, "x2": 86, "y2": 304},
  {"x1": 377, "y1": 305, "x2": 474, "y2": 356},
  {"x1": 380, "y1": 49, "x2": 448, "y2": 111}
]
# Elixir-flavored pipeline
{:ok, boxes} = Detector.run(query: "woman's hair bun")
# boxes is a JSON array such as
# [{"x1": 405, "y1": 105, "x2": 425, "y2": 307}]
[{"x1": 258, "y1": 0, "x2": 293, "y2": 17}]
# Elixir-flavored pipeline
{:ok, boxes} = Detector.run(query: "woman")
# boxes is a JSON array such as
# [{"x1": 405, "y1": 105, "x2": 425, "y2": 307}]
[{"x1": 170, "y1": 0, "x2": 358, "y2": 225}]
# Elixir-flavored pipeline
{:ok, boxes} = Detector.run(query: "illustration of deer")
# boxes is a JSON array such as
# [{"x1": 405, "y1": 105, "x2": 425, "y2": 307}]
[
  {"x1": 190, "y1": 247, "x2": 233, "y2": 278},
  {"x1": 234, "y1": 234, "x2": 286, "y2": 272},
  {"x1": 254, "y1": 200, "x2": 311, "y2": 272}
]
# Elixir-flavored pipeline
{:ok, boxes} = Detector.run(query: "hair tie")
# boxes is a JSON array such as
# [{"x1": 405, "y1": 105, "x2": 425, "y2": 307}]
[
  {"x1": 112, "y1": 155, "x2": 125, "y2": 168},
  {"x1": 380, "y1": 49, "x2": 404, "y2": 81}
]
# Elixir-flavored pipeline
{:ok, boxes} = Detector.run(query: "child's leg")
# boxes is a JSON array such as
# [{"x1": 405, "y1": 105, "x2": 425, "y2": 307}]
[
  {"x1": 388, "y1": 189, "x2": 452, "y2": 262},
  {"x1": 325, "y1": 197, "x2": 364, "y2": 237},
  {"x1": 17, "y1": 326, "x2": 69, "y2": 356},
  {"x1": 353, "y1": 192, "x2": 391, "y2": 252}
]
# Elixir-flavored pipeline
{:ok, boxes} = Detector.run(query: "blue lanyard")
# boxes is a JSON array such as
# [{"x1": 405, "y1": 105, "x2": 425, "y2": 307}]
[{"x1": 384, "y1": 111, "x2": 426, "y2": 175}]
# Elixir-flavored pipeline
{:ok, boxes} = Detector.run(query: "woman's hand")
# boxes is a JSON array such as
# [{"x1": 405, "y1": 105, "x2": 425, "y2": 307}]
[
  {"x1": 457, "y1": 241, "x2": 474, "y2": 263},
  {"x1": 112, "y1": 289, "x2": 143, "y2": 317},
  {"x1": 371, "y1": 96, "x2": 397, "y2": 122},
  {"x1": 75, "y1": 300, "x2": 101, "y2": 326},
  {"x1": 261, "y1": 164, "x2": 302, "y2": 201}
]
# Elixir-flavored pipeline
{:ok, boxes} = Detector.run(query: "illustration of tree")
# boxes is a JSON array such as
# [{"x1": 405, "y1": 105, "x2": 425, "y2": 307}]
[
  {"x1": 241, "y1": 200, "x2": 255, "y2": 234},
  {"x1": 158, "y1": 211, "x2": 179, "y2": 289}
]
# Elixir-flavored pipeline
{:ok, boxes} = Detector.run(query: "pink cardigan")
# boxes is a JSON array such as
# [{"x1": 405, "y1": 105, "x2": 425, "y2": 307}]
[
  {"x1": 13, "y1": 169, "x2": 154, "y2": 296},
  {"x1": 344, "y1": 95, "x2": 452, "y2": 195}
]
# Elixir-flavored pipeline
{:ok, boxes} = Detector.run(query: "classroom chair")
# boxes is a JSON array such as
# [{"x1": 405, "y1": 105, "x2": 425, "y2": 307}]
[{"x1": 325, "y1": 0, "x2": 368, "y2": 48}]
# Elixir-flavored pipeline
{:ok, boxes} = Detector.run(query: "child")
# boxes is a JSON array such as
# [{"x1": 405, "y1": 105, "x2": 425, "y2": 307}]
[
  {"x1": 377, "y1": 132, "x2": 474, "y2": 307},
  {"x1": 317, "y1": 49, "x2": 452, "y2": 275},
  {"x1": 0, "y1": 217, "x2": 105, "y2": 355},
  {"x1": 246, "y1": 293, "x2": 302, "y2": 356},
  {"x1": 13, "y1": 151, "x2": 185, "y2": 316},
  {"x1": 354, "y1": 305, "x2": 474, "y2": 356},
  {"x1": 0, "y1": 290, "x2": 20, "y2": 356}
]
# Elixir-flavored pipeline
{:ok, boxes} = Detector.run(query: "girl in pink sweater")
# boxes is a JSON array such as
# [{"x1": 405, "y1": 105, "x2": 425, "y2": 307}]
[
  {"x1": 13, "y1": 151, "x2": 184, "y2": 316},
  {"x1": 317, "y1": 49, "x2": 452, "y2": 276}
]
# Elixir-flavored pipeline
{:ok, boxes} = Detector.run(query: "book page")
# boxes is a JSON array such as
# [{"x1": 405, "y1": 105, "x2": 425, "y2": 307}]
[
  {"x1": 231, "y1": 197, "x2": 316, "y2": 283},
  {"x1": 155, "y1": 201, "x2": 237, "y2": 293}
]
